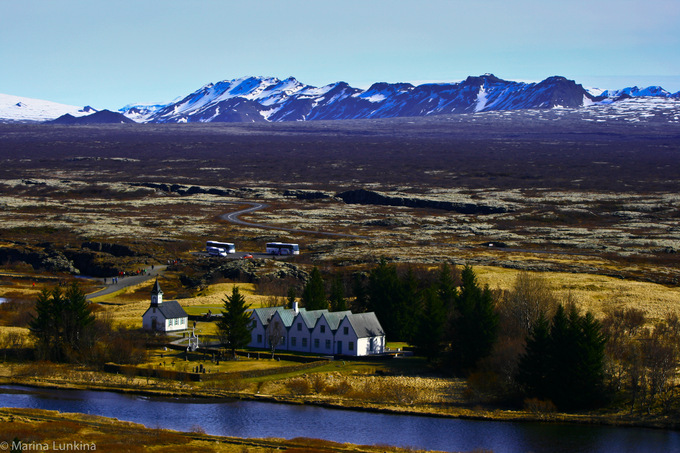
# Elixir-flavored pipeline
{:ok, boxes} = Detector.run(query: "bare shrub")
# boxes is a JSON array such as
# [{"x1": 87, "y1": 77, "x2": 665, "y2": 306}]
[
  {"x1": 190, "y1": 425, "x2": 206, "y2": 434},
  {"x1": 326, "y1": 378, "x2": 352, "y2": 396},
  {"x1": 499, "y1": 271, "x2": 558, "y2": 339},
  {"x1": 204, "y1": 375, "x2": 247, "y2": 392},
  {"x1": 309, "y1": 373, "x2": 327, "y2": 393},
  {"x1": 0, "y1": 299, "x2": 35, "y2": 327},
  {"x1": 466, "y1": 371, "x2": 502, "y2": 401},
  {"x1": 286, "y1": 377, "x2": 311, "y2": 396},
  {"x1": 354, "y1": 379, "x2": 421, "y2": 404},
  {"x1": 524, "y1": 397, "x2": 557, "y2": 415}
]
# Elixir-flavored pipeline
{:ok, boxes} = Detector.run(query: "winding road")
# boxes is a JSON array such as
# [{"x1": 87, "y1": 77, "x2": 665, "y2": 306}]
[
  {"x1": 85, "y1": 265, "x2": 167, "y2": 301},
  {"x1": 216, "y1": 200, "x2": 369, "y2": 239}
]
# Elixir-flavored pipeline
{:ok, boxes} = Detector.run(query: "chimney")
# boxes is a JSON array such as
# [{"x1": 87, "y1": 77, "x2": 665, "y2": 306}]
[{"x1": 292, "y1": 301, "x2": 299, "y2": 314}]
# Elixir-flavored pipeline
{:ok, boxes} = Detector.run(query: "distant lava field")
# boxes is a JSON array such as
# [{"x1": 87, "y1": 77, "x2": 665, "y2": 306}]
[{"x1": 0, "y1": 108, "x2": 678, "y2": 193}]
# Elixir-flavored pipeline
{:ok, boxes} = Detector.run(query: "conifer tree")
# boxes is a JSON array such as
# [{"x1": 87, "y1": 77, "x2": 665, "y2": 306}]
[
  {"x1": 448, "y1": 265, "x2": 499, "y2": 374},
  {"x1": 29, "y1": 282, "x2": 95, "y2": 362},
  {"x1": 367, "y1": 258, "x2": 403, "y2": 340},
  {"x1": 217, "y1": 286, "x2": 253, "y2": 358},
  {"x1": 516, "y1": 304, "x2": 608, "y2": 410},
  {"x1": 302, "y1": 267, "x2": 327, "y2": 310},
  {"x1": 412, "y1": 286, "x2": 446, "y2": 361},
  {"x1": 437, "y1": 262, "x2": 458, "y2": 312},
  {"x1": 286, "y1": 286, "x2": 297, "y2": 309},
  {"x1": 329, "y1": 274, "x2": 348, "y2": 312},
  {"x1": 516, "y1": 312, "x2": 552, "y2": 399}
]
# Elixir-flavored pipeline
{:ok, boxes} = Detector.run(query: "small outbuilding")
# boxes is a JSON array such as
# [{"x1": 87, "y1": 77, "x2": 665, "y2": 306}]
[{"x1": 142, "y1": 279, "x2": 188, "y2": 332}]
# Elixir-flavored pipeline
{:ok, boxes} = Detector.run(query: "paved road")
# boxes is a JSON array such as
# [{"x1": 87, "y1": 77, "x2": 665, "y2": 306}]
[
  {"x1": 85, "y1": 265, "x2": 167, "y2": 300},
  {"x1": 216, "y1": 200, "x2": 368, "y2": 239}
]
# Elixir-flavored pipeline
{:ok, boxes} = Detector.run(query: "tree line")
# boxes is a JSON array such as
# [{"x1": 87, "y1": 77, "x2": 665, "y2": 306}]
[
  {"x1": 25, "y1": 262, "x2": 680, "y2": 415},
  {"x1": 290, "y1": 260, "x2": 625, "y2": 412}
]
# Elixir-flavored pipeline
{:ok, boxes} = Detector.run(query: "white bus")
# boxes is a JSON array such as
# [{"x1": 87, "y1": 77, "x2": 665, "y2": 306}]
[
  {"x1": 266, "y1": 242, "x2": 299, "y2": 255},
  {"x1": 207, "y1": 246, "x2": 227, "y2": 257},
  {"x1": 206, "y1": 241, "x2": 236, "y2": 254}
]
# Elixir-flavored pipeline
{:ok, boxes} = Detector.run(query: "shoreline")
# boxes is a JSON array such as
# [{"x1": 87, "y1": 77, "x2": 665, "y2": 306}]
[{"x1": 2, "y1": 377, "x2": 678, "y2": 432}]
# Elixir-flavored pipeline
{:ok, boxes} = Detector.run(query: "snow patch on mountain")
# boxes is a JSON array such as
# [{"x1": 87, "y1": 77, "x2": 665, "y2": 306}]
[{"x1": 0, "y1": 93, "x2": 94, "y2": 122}]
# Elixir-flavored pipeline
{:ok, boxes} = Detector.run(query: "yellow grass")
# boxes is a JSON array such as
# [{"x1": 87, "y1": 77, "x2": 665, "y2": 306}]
[{"x1": 476, "y1": 265, "x2": 680, "y2": 322}]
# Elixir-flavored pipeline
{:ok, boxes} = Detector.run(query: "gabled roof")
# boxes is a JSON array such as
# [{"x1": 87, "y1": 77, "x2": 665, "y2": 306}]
[
  {"x1": 251, "y1": 306, "x2": 385, "y2": 339},
  {"x1": 299, "y1": 308, "x2": 329, "y2": 328},
  {"x1": 251, "y1": 307, "x2": 280, "y2": 325},
  {"x1": 322, "y1": 311, "x2": 352, "y2": 330},
  {"x1": 144, "y1": 300, "x2": 187, "y2": 319},
  {"x1": 345, "y1": 312, "x2": 385, "y2": 338},
  {"x1": 275, "y1": 307, "x2": 297, "y2": 327}
]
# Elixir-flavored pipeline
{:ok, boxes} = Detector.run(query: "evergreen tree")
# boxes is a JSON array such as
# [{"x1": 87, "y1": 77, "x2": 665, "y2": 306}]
[
  {"x1": 302, "y1": 267, "x2": 327, "y2": 310},
  {"x1": 329, "y1": 274, "x2": 348, "y2": 312},
  {"x1": 29, "y1": 282, "x2": 95, "y2": 362},
  {"x1": 350, "y1": 272, "x2": 368, "y2": 313},
  {"x1": 398, "y1": 267, "x2": 421, "y2": 342},
  {"x1": 217, "y1": 286, "x2": 253, "y2": 358},
  {"x1": 572, "y1": 311, "x2": 608, "y2": 408},
  {"x1": 437, "y1": 262, "x2": 458, "y2": 312},
  {"x1": 412, "y1": 286, "x2": 446, "y2": 361},
  {"x1": 286, "y1": 286, "x2": 297, "y2": 309},
  {"x1": 516, "y1": 304, "x2": 608, "y2": 410},
  {"x1": 516, "y1": 311, "x2": 552, "y2": 399},
  {"x1": 448, "y1": 265, "x2": 499, "y2": 374},
  {"x1": 367, "y1": 258, "x2": 403, "y2": 340}
]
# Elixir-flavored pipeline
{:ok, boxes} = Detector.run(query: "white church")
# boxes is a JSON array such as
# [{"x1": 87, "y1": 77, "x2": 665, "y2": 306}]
[{"x1": 142, "y1": 279, "x2": 188, "y2": 332}]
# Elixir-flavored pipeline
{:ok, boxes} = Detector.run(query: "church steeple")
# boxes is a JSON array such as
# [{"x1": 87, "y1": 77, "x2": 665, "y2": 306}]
[{"x1": 150, "y1": 279, "x2": 163, "y2": 307}]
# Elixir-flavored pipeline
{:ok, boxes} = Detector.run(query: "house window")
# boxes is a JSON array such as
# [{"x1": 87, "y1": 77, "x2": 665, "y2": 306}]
[
  {"x1": 291, "y1": 337, "x2": 297, "y2": 346},
  {"x1": 320, "y1": 325, "x2": 325, "y2": 333},
  {"x1": 349, "y1": 341, "x2": 354, "y2": 351},
  {"x1": 257, "y1": 334, "x2": 262, "y2": 344},
  {"x1": 325, "y1": 339, "x2": 331, "y2": 349},
  {"x1": 252, "y1": 320, "x2": 257, "y2": 328},
  {"x1": 302, "y1": 338, "x2": 308, "y2": 347},
  {"x1": 297, "y1": 323, "x2": 302, "y2": 331},
  {"x1": 343, "y1": 327, "x2": 349, "y2": 335},
  {"x1": 314, "y1": 339, "x2": 319, "y2": 348}
]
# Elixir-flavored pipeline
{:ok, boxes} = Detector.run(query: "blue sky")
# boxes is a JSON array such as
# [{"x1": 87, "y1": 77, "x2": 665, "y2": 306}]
[{"x1": 2, "y1": 0, "x2": 679, "y2": 109}]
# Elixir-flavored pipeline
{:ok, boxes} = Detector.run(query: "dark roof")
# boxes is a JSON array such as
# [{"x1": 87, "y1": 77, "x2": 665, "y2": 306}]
[
  {"x1": 156, "y1": 300, "x2": 187, "y2": 319},
  {"x1": 346, "y1": 312, "x2": 385, "y2": 338}
]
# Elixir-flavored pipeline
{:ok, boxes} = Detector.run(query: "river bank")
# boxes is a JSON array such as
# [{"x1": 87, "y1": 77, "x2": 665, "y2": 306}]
[
  {"x1": 2, "y1": 368, "x2": 678, "y2": 432},
  {"x1": 0, "y1": 406, "x2": 425, "y2": 453}
]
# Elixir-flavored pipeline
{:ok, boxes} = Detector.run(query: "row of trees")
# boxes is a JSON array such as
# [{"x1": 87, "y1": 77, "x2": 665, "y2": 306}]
[
  {"x1": 517, "y1": 305, "x2": 607, "y2": 410},
  {"x1": 29, "y1": 282, "x2": 149, "y2": 365},
  {"x1": 292, "y1": 260, "x2": 611, "y2": 410}
]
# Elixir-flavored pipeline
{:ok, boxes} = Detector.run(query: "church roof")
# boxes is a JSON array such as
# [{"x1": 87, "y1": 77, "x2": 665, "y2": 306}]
[
  {"x1": 155, "y1": 300, "x2": 187, "y2": 319},
  {"x1": 151, "y1": 279, "x2": 163, "y2": 295}
]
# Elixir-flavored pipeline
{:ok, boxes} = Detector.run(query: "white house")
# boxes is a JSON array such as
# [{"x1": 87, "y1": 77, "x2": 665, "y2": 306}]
[
  {"x1": 336, "y1": 312, "x2": 385, "y2": 356},
  {"x1": 248, "y1": 302, "x2": 385, "y2": 357},
  {"x1": 142, "y1": 279, "x2": 188, "y2": 333}
]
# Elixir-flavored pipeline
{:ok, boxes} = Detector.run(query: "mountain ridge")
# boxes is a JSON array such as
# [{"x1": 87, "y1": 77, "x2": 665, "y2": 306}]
[
  {"x1": 2, "y1": 74, "x2": 679, "y2": 123},
  {"x1": 119, "y1": 74, "x2": 680, "y2": 124}
]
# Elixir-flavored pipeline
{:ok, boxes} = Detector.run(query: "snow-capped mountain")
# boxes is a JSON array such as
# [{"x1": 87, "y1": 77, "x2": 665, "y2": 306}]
[
  {"x1": 118, "y1": 74, "x2": 680, "y2": 124},
  {"x1": 3, "y1": 75, "x2": 679, "y2": 124},
  {"x1": 0, "y1": 93, "x2": 96, "y2": 122}
]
